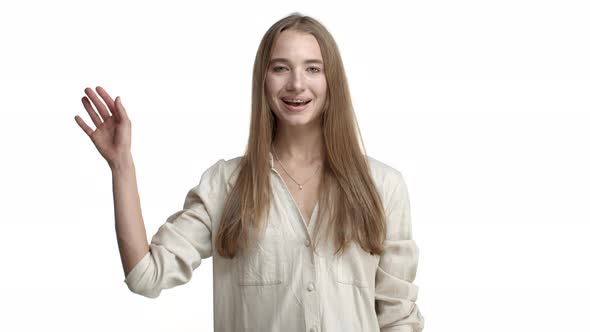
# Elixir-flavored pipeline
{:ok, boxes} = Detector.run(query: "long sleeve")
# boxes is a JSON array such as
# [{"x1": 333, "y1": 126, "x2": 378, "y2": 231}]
[
  {"x1": 375, "y1": 172, "x2": 425, "y2": 332},
  {"x1": 123, "y1": 159, "x2": 225, "y2": 299}
]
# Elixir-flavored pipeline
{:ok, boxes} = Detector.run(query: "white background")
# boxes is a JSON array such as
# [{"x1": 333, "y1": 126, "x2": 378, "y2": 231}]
[{"x1": 1, "y1": 0, "x2": 589, "y2": 331}]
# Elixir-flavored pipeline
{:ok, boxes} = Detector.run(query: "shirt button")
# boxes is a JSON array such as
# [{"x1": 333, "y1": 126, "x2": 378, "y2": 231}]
[
  {"x1": 305, "y1": 239, "x2": 311, "y2": 247},
  {"x1": 307, "y1": 282, "x2": 315, "y2": 292}
]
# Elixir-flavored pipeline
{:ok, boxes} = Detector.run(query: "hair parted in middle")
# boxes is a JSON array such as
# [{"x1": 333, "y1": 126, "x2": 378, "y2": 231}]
[{"x1": 214, "y1": 12, "x2": 387, "y2": 259}]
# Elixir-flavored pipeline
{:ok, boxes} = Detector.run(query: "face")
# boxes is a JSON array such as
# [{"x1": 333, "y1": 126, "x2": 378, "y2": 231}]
[{"x1": 265, "y1": 29, "x2": 327, "y2": 129}]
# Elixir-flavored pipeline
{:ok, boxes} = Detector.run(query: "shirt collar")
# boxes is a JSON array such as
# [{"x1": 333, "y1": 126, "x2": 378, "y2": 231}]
[{"x1": 269, "y1": 151, "x2": 275, "y2": 169}]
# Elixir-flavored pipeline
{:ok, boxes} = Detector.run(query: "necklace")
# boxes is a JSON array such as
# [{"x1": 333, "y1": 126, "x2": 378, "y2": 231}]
[{"x1": 272, "y1": 145, "x2": 322, "y2": 190}]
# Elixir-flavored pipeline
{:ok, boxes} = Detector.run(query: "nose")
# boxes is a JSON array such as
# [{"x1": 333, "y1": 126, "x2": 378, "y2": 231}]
[{"x1": 286, "y1": 70, "x2": 304, "y2": 92}]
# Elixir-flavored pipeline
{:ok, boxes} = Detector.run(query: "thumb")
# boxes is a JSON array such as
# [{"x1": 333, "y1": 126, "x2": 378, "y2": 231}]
[{"x1": 116, "y1": 96, "x2": 129, "y2": 121}]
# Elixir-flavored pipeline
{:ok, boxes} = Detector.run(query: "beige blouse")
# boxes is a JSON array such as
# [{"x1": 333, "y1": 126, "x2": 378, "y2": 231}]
[{"x1": 124, "y1": 152, "x2": 424, "y2": 332}]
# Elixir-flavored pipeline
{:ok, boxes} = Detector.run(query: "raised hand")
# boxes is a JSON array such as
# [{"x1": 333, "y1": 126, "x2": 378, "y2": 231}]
[{"x1": 75, "y1": 86, "x2": 132, "y2": 168}]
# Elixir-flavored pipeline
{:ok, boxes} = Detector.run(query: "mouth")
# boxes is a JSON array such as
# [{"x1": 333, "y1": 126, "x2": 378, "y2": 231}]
[
  {"x1": 280, "y1": 98, "x2": 312, "y2": 112},
  {"x1": 281, "y1": 98, "x2": 312, "y2": 106}
]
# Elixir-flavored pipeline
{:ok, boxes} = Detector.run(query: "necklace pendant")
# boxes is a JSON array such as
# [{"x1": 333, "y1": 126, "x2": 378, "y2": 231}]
[{"x1": 298, "y1": 185, "x2": 303, "y2": 190}]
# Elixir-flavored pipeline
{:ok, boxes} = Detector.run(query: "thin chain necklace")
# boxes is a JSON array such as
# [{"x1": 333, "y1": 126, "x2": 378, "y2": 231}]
[{"x1": 272, "y1": 144, "x2": 322, "y2": 190}]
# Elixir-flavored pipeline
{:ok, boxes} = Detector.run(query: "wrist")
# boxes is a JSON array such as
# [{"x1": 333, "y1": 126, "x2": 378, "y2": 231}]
[{"x1": 109, "y1": 154, "x2": 134, "y2": 172}]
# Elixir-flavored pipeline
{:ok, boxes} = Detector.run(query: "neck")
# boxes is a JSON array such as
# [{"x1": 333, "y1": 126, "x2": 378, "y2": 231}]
[{"x1": 273, "y1": 122, "x2": 324, "y2": 164}]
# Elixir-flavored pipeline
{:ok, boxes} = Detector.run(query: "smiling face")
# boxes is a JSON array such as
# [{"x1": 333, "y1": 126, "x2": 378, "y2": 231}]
[{"x1": 265, "y1": 29, "x2": 327, "y2": 129}]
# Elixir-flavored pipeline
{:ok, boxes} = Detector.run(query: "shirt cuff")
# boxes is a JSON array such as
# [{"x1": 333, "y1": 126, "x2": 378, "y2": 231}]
[{"x1": 123, "y1": 251, "x2": 151, "y2": 288}]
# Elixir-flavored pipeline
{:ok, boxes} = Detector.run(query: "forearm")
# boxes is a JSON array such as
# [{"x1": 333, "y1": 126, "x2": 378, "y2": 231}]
[{"x1": 110, "y1": 154, "x2": 150, "y2": 277}]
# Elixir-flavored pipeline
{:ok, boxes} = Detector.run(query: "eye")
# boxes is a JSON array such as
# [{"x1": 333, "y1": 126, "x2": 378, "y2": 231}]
[
  {"x1": 272, "y1": 66, "x2": 288, "y2": 72},
  {"x1": 308, "y1": 67, "x2": 321, "y2": 73}
]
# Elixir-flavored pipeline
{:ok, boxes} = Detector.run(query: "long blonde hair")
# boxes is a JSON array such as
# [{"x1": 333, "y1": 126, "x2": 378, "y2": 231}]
[{"x1": 215, "y1": 13, "x2": 387, "y2": 258}]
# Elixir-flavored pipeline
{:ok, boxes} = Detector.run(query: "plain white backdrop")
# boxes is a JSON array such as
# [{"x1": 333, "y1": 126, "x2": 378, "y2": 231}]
[{"x1": 1, "y1": 0, "x2": 589, "y2": 331}]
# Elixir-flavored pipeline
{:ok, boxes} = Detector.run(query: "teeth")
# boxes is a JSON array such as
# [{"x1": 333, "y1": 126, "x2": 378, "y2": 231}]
[{"x1": 283, "y1": 99, "x2": 309, "y2": 103}]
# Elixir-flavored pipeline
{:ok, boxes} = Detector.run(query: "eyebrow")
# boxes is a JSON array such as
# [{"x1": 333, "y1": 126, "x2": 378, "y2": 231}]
[{"x1": 269, "y1": 58, "x2": 323, "y2": 65}]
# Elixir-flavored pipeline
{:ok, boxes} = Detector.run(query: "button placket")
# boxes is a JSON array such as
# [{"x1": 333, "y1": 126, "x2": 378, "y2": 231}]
[{"x1": 270, "y1": 155, "x2": 321, "y2": 330}]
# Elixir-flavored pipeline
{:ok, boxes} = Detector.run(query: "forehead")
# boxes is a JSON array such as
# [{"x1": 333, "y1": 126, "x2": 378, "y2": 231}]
[{"x1": 270, "y1": 30, "x2": 323, "y2": 61}]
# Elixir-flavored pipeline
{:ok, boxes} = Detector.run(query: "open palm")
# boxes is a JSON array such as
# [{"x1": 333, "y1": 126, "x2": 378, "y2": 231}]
[{"x1": 75, "y1": 86, "x2": 132, "y2": 167}]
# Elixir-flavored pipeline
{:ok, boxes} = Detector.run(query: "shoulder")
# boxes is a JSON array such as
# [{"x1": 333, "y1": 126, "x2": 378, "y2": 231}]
[
  {"x1": 185, "y1": 156, "x2": 244, "y2": 207},
  {"x1": 365, "y1": 155, "x2": 411, "y2": 208},
  {"x1": 197, "y1": 156, "x2": 243, "y2": 189},
  {"x1": 366, "y1": 155, "x2": 404, "y2": 190}
]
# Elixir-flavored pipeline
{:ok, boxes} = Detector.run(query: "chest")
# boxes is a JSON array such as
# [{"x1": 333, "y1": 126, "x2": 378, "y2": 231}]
[{"x1": 273, "y1": 167, "x2": 321, "y2": 226}]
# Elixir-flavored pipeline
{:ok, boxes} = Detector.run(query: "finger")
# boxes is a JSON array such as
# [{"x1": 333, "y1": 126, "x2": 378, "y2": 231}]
[
  {"x1": 81, "y1": 96, "x2": 103, "y2": 128},
  {"x1": 95, "y1": 86, "x2": 117, "y2": 118},
  {"x1": 111, "y1": 98, "x2": 121, "y2": 122},
  {"x1": 110, "y1": 97, "x2": 121, "y2": 122},
  {"x1": 115, "y1": 96, "x2": 129, "y2": 121},
  {"x1": 84, "y1": 87, "x2": 111, "y2": 122},
  {"x1": 74, "y1": 115, "x2": 94, "y2": 137}
]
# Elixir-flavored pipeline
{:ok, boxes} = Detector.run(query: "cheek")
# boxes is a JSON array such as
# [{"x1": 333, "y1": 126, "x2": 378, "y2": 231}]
[
  {"x1": 320, "y1": 86, "x2": 327, "y2": 99},
  {"x1": 314, "y1": 77, "x2": 327, "y2": 98},
  {"x1": 315, "y1": 85, "x2": 327, "y2": 100},
  {"x1": 265, "y1": 76, "x2": 282, "y2": 96}
]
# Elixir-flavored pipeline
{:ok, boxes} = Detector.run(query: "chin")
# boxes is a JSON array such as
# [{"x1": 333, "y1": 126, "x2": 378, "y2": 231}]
[{"x1": 279, "y1": 112, "x2": 321, "y2": 127}]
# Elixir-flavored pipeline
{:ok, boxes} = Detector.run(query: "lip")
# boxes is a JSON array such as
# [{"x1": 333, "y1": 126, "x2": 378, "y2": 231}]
[
  {"x1": 281, "y1": 98, "x2": 312, "y2": 112},
  {"x1": 282, "y1": 97, "x2": 312, "y2": 101}
]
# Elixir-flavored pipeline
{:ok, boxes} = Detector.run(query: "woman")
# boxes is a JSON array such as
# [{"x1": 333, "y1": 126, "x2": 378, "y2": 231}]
[{"x1": 75, "y1": 13, "x2": 424, "y2": 332}]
